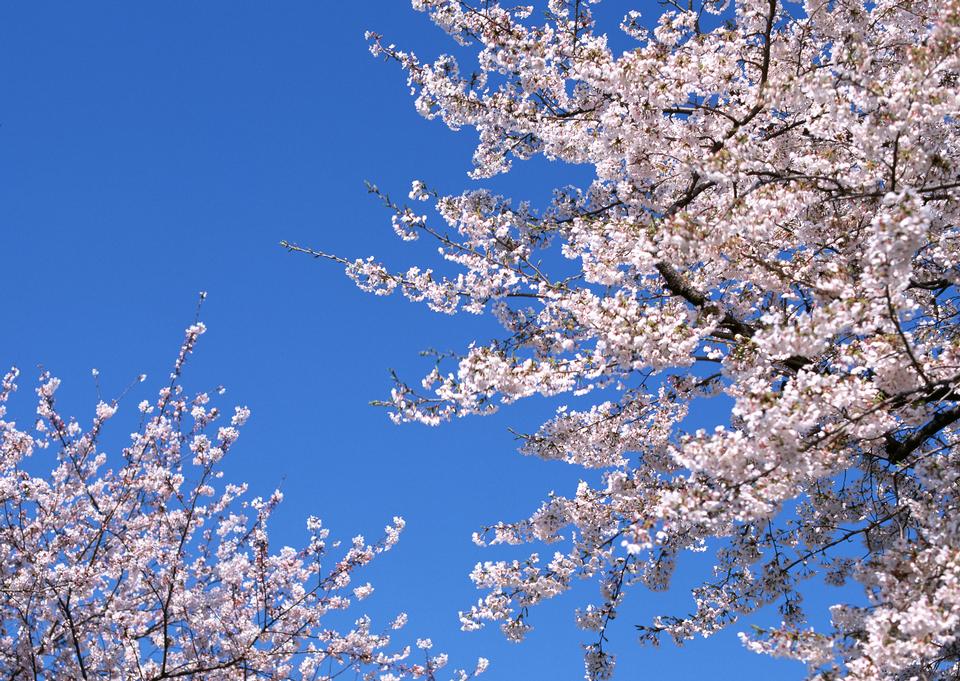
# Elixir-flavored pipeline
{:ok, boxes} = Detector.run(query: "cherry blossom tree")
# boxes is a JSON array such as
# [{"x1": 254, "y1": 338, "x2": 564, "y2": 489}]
[
  {"x1": 0, "y1": 320, "x2": 488, "y2": 681},
  {"x1": 285, "y1": 0, "x2": 960, "y2": 679}
]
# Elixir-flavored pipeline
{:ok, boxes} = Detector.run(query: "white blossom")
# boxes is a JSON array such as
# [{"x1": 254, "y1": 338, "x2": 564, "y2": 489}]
[{"x1": 298, "y1": 0, "x2": 960, "y2": 678}]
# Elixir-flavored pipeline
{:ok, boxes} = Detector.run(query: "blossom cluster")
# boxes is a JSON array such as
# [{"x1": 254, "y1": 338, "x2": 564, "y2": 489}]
[
  {"x1": 0, "y1": 324, "x2": 487, "y2": 681},
  {"x1": 300, "y1": 0, "x2": 960, "y2": 678}
]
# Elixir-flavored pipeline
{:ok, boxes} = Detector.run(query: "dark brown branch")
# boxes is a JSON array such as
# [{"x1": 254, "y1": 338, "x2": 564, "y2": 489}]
[
  {"x1": 887, "y1": 404, "x2": 960, "y2": 464},
  {"x1": 57, "y1": 596, "x2": 90, "y2": 681}
]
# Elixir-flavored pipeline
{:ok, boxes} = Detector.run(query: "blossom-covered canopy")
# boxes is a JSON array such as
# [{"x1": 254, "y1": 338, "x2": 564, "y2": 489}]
[{"x1": 291, "y1": 0, "x2": 960, "y2": 678}]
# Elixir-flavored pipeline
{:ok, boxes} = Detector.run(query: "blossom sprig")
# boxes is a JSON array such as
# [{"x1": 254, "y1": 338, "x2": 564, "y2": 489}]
[
  {"x1": 292, "y1": 0, "x2": 960, "y2": 678},
  {"x1": 0, "y1": 324, "x2": 488, "y2": 681}
]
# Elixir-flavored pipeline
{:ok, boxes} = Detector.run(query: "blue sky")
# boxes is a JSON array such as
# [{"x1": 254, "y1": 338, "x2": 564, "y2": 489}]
[{"x1": 1, "y1": 2, "x2": 822, "y2": 678}]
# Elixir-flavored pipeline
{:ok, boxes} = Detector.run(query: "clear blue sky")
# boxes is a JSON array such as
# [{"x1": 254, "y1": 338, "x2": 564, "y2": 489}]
[{"x1": 1, "y1": 2, "x2": 818, "y2": 678}]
